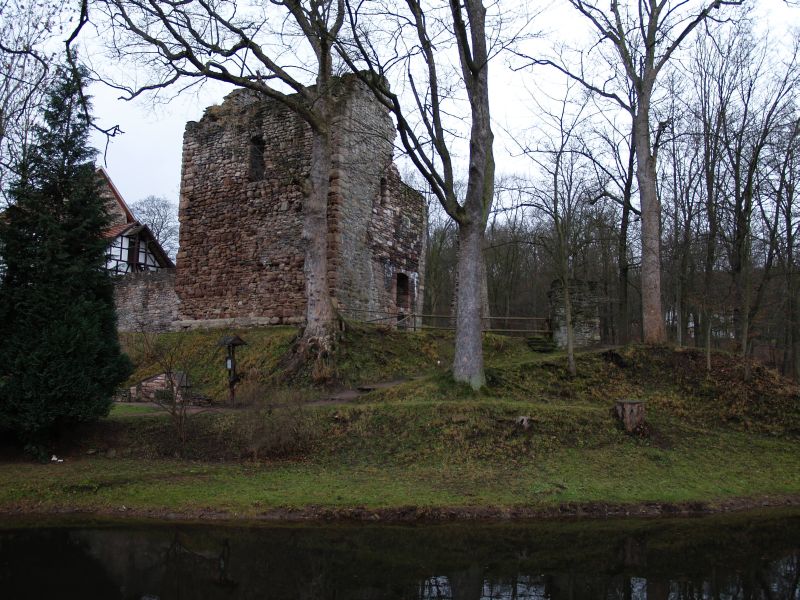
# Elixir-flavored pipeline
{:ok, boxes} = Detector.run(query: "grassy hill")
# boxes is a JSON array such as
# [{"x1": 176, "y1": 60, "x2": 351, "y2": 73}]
[{"x1": 0, "y1": 325, "x2": 798, "y2": 520}]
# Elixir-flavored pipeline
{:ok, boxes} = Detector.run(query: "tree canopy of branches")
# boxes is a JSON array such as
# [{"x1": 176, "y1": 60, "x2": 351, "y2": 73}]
[
  {"x1": 97, "y1": 0, "x2": 350, "y2": 377},
  {"x1": 66, "y1": 0, "x2": 800, "y2": 384},
  {"x1": 516, "y1": 86, "x2": 598, "y2": 375},
  {"x1": 339, "y1": 0, "x2": 497, "y2": 388},
  {"x1": 0, "y1": 0, "x2": 65, "y2": 201},
  {"x1": 129, "y1": 194, "x2": 179, "y2": 261},
  {"x1": 517, "y1": 0, "x2": 744, "y2": 344}
]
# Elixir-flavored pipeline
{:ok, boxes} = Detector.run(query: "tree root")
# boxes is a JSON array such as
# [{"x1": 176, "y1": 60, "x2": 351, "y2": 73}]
[{"x1": 273, "y1": 319, "x2": 344, "y2": 385}]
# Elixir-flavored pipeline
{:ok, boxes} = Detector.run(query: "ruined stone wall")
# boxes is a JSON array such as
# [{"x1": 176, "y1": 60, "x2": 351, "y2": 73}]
[
  {"x1": 328, "y1": 83, "x2": 426, "y2": 323},
  {"x1": 548, "y1": 279, "x2": 602, "y2": 348},
  {"x1": 176, "y1": 77, "x2": 427, "y2": 328},
  {"x1": 115, "y1": 269, "x2": 179, "y2": 332},
  {"x1": 176, "y1": 90, "x2": 309, "y2": 326},
  {"x1": 364, "y1": 170, "x2": 427, "y2": 322}
]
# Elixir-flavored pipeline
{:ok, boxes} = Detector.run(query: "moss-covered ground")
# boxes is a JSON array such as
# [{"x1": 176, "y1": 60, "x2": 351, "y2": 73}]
[{"x1": 0, "y1": 325, "x2": 798, "y2": 519}]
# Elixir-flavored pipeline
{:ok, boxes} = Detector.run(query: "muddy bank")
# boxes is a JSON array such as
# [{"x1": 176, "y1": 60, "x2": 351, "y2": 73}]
[{"x1": 3, "y1": 494, "x2": 800, "y2": 526}]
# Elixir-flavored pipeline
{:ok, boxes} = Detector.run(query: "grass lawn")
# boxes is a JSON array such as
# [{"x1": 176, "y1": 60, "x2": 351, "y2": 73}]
[
  {"x1": 0, "y1": 428, "x2": 797, "y2": 517},
  {"x1": 1, "y1": 328, "x2": 798, "y2": 519},
  {"x1": 108, "y1": 403, "x2": 162, "y2": 417}
]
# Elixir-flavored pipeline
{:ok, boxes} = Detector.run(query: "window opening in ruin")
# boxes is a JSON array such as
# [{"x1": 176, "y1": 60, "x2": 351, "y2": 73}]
[
  {"x1": 380, "y1": 177, "x2": 388, "y2": 206},
  {"x1": 396, "y1": 273, "x2": 411, "y2": 329},
  {"x1": 396, "y1": 273, "x2": 410, "y2": 311},
  {"x1": 248, "y1": 135, "x2": 266, "y2": 182}
]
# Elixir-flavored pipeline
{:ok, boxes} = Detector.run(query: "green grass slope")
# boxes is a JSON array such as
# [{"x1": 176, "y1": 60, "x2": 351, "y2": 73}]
[{"x1": 1, "y1": 326, "x2": 798, "y2": 519}]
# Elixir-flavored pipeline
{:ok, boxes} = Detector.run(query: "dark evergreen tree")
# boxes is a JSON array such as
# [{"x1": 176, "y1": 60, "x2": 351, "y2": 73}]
[{"x1": 0, "y1": 61, "x2": 132, "y2": 451}]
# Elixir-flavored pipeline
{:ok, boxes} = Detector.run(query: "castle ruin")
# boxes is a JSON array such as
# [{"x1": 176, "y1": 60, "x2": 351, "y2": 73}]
[{"x1": 115, "y1": 77, "x2": 427, "y2": 331}]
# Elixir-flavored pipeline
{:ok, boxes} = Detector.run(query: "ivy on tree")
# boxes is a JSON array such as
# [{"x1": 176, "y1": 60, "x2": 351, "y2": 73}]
[{"x1": 0, "y1": 60, "x2": 131, "y2": 450}]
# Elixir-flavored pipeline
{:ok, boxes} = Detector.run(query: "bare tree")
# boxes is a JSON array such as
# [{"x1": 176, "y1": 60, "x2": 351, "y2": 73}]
[
  {"x1": 687, "y1": 25, "x2": 735, "y2": 368},
  {"x1": 716, "y1": 30, "x2": 798, "y2": 363},
  {"x1": 129, "y1": 194, "x2": 179, "y2": 260},
  {"x1": 339, "y1": 0, "x2": 498, "y2": 389},
  {"x1": 95, "y1": 0, "x2": 347, "y2": 375},
  {"x1": 0, "y1": 0, "x2": 64, "y2": 201},
  {"x1": 517, "y1": 85, "x2": 595, "y2": 375},
  {"x1": 486, "y1": 189, "x2": 528, "y2": 328},
  {"x1": 518, "y1": 0, "x2": 743, "y2": 344},
  {"x1": 583, "y1": 101, "x2": 639, "y2": 344},
  {"x1": 134, "y1": 329, "x2": 195, "y2": 452},
  {"x1": 660, "y1": 75, "x2": 702, "y2": 348},
  {"x1": 772, "y1": 114, "x2": 800, "y2": 379}
]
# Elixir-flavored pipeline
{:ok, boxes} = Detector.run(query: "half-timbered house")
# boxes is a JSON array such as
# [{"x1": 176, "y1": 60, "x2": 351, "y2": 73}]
[{"x1": 97, "y1": 168, "x2": 174, "y2": 275}]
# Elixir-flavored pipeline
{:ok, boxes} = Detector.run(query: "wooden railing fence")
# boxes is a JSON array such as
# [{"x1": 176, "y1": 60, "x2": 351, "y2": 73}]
[{"x1": 340, "y1": 308, "x2": 552, "y2": 338}]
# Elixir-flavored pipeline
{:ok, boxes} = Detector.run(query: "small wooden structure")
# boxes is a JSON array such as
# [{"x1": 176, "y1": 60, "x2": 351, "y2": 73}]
[
  {"x1": 613, "y1": 400, "x2": 646, "y2": 432},
  {"x1": 218, "y1": 335, "x2": 247, "y2": 405}
]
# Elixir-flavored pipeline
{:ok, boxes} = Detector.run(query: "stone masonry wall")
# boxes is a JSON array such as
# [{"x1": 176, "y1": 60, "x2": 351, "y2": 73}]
[
  {"x1": 548, "y1": 279, "x2": 601, "y2": 348},
  {"x1": 364, "y1": 168, "x2": 427, "y2": 323},
  {"x1": 115, "y1": 269, "x2": 179, "y2": 332},
  {"x1": 176, "y1": 89, "x2": 309, "y2": 326},
  {"x1": 328, "y1": 81, "x2": 426, "y2": 323},
  {"x1": 175, "y1": 77, "x2": 427, "y2": 328}
]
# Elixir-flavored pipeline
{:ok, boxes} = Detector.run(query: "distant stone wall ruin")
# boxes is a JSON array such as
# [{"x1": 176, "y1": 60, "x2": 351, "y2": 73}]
[
  {"x1": 115, "y1": 269, "x2": 179, "y2": 333},
  {"x1": 548, "y1": 279, "x2": 602, "y2": 348}
]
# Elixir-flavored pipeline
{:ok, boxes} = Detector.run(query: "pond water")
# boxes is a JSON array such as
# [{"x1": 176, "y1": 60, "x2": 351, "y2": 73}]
[{"x1": 0, "y1": 510, "x2": 798, "y2": 599}]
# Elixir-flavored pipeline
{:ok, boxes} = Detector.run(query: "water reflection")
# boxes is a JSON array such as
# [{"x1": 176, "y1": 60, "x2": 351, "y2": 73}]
[{"x1": 0, "y1": 511, "x2": 798, "y2": 599}]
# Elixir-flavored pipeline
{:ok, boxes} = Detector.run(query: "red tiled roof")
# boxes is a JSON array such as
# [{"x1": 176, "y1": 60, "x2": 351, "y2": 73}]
[{"x1": 103, "y1": 222, "x2": 136, "y2": 239}]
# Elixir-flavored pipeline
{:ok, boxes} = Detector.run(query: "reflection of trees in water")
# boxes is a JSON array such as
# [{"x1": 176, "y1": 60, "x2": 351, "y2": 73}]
[
  {"x1": 413, "y1": 556, "x2": 800, "y2": 600},
  {"x1": 418, "y1": 574, "x2": 551, "y2": 599},
  {"x1": 3, "y1": 520, "x2": 799, "y2": 600},
  {"x1": 771, "y1": 552, "x2": 800, "y2": 599},
  {"x1": 158, "y1": 532, "x2": 239, "y2": 598},
  {"x1": 291, "y1": 547, "x2": 334, "y2": 600},
  {"x1": 0, "y1": 529, "x2": 121, "y2": 599}
]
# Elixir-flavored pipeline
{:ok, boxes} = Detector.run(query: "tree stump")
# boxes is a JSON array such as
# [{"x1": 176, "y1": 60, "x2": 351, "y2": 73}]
[{"x1": 614, "y1": 400, "x2": 646, "y2": 432}]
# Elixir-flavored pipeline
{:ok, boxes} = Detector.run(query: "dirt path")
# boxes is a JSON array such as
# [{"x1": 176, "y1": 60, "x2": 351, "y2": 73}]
[
  {"x1": 4, "y1": 494, "x2": 800, "y2": 525},
  {"x1": 115, "y1": 375, "x2": 425, "y2": 415},
  {"x1": 307, "y1": 376, "x2": 425, "y2": 405}
]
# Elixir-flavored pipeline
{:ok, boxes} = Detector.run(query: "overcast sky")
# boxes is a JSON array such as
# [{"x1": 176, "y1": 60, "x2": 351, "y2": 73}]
[{"x1": 85, "y1": 0, "x2": 797, "y2": 209}]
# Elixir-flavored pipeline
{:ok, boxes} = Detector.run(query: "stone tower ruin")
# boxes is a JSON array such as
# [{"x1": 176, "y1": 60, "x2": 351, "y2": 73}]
[{"x1": 172, "y1": 77, "x2": 427, "y2": 329}]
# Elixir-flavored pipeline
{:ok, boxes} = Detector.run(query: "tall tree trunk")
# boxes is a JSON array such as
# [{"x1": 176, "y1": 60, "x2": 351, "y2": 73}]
[
  {"x1": 633, "y1": 106, "x2": 666, "y2": 343},
  {"x1": 342, "y1": 0, "x2": 494, "y2": 390},
  {"x1": 453, "y1": 221, "x2": 486, "y2": 388},
  {"x1": 701, "y1": 139, "x2": 719, "y2": 368},
  {"x1": 676, "y1": 227, "x2": 692, "y2": 347},
  {"x1": 731, "y1": 181, "x2": 753, "y2": 377},
  {"x1": 617, "y1": 155, "x2": 633, "y2": 345},
  {"x1": 739, "y1": 259, "x2": 752, "y2": 381},
  {"x1": 789, "y1": 254, "x2": 800, "y2": 381},
  {"x1": 793, "y1": 288, "x2": 800, "y2": 381},
  {"x1": 480, "y1": 246, "x2": 490, "y2": 326},
  {"x1": 563, "y1": 276, "x2": 577, "y2": 377},
  {"x1": 675, "y1": 279, "x2": 683, "y2": 347},
  {"x1": 450, "y1": 0, "x2": 494, "y2": 390},
  {"x1": 706, "y1": 310, "x2": 713, "y2": 372},
  {"x1": 301, "y1": 126, "x2": 337, "y2": 359}
]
